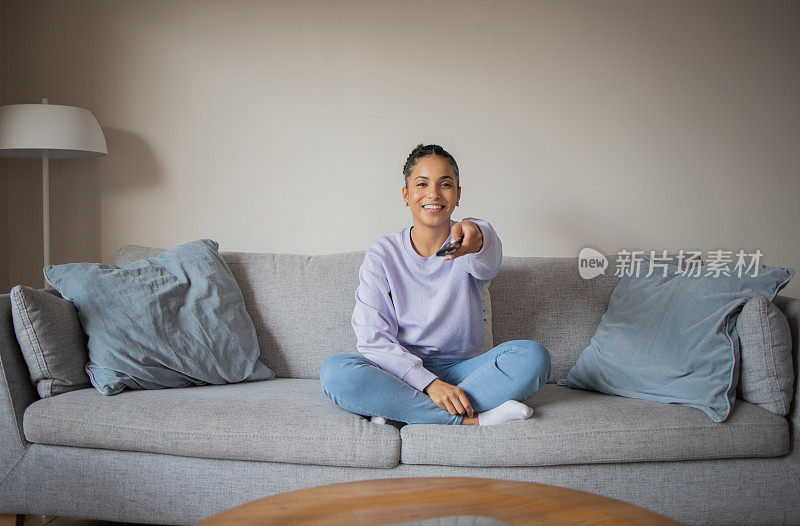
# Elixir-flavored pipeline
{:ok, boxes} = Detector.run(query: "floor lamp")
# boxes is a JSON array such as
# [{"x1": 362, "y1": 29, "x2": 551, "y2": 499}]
[{"x1": 0, "y1": 98, "x2": 108, "y2": 268}]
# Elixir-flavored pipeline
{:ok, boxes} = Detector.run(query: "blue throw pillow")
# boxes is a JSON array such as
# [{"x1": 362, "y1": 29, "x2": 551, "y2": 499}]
[
  {"x1": 557, "y1": 258, "x2": 794, "y2": 422},
  {"x1": 44, "y1": 239, "x2": 275, "y2": 395}
]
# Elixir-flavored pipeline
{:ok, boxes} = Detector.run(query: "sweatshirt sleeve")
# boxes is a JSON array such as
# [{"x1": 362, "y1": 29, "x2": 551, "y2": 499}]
[
  {"x1": 351, "y1": 251, "x2": 438, "y2": 392},
  {"x1": 461, "y1": 217, "x2": 503, "y2": 281}
]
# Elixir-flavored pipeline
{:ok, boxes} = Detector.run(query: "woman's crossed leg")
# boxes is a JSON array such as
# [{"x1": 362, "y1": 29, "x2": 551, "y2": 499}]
[{"x1": 319, "y1": 339, "x2": 551, "y2": 425}]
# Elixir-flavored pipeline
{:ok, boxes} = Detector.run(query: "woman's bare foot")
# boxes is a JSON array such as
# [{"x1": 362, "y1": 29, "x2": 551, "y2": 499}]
[{"x1": 460, "y1": 415, "x2": 479, "y2": 425}]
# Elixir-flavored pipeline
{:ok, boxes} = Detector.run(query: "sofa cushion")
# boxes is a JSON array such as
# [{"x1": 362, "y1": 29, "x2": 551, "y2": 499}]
[
  {"x1": 399, "y1": 384, "x2": 789, "y2": 467},
  {"x1": 736, "y1": 294, "x2": 794, "y2": 416},
  {"x1": 10, "y1": 286, "x2": 91, "y2": 398},
  {"x1": 115, "y1": 245, "x2": 365, "y2": 380},
  {"x1": 22, "y1": 378, "x2": 400, "y2": 468},
  {"x1": 45, "y1": 239, "x2": 275, "y2": 395},
  {"x1": 556, "y1": 259, "x2": 793, "y2": 422}
]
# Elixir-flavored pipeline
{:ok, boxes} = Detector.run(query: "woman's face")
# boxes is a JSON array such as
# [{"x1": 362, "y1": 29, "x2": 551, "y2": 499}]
[{"x1": 403, "y1": 155, "x2": 461, "y2": 228}]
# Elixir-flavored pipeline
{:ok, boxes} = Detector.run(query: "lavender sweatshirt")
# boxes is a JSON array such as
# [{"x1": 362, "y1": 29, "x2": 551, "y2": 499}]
[{"x1": 351, "y1": 217, "x2": 503, "y2": 392}]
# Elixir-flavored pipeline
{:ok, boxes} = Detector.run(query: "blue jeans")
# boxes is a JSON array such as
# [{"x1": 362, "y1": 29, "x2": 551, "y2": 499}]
[{"x1": 319, "y1": 340, "x2": 551, "y2": 425}]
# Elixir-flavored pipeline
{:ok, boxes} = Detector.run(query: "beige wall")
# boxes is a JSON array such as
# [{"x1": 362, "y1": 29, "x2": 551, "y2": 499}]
[{"x1": 4, "y1": 0, "x2": 800, "y2": 298}]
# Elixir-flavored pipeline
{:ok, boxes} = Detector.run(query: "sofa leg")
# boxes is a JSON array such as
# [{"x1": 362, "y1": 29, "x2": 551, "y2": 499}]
[{"x1": 0, "y1": 515, "x2": 25, "y2": 526}]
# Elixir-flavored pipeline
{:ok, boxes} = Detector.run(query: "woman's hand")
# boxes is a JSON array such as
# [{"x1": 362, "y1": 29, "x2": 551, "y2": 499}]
[
  {"x1": 443, "y1": 220, "x2": 483, "y2": 260},
  {"x1": 423, "y1": 379, "x2": 475, "y2": 417}
]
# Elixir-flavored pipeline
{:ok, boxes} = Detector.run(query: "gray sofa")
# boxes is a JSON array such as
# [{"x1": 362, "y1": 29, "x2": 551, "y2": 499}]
[{"x1": 1, "y1": 245, "x2": 798, "y2": 525}]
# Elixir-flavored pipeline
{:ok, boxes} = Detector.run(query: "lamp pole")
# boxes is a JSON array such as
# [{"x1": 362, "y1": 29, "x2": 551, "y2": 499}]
[{"x1": 42, "y1": 98, "x2": 50, "y2": 266}]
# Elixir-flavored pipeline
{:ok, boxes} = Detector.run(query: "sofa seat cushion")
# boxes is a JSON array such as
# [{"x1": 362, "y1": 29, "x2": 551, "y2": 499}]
[
  {"x1": 22, "y1": 378, "x2": 399, "y2": 468},
  {"x1": 400, "y1": 384, "x2": 789, "y2": 467}
]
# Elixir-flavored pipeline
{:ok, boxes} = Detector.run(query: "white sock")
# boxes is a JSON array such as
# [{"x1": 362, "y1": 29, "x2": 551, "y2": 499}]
[
  {"x1": 370, "y1": 416, "x2": 387, "y2": 425},
  {"x1": 477, "y1": 400, "x2": 534, "y2": 426}
]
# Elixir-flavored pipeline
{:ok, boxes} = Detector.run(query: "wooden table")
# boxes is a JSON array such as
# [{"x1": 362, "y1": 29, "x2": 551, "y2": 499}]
[{"x1": 197, "y1": 476, "x2": 683, "y2": 525}]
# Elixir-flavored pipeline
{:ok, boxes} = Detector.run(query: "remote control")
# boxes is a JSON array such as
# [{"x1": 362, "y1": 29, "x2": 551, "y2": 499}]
[{"x1": 436, "y1": 238, "x2": 462, "y2": 257}]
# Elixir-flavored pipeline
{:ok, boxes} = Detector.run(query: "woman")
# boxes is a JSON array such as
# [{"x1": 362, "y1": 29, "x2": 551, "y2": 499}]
[{"x1": 320, "y1": 144, "x2": 551, "y2": 425}]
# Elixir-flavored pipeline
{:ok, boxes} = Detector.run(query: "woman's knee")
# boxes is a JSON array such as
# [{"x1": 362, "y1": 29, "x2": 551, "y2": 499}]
[
  {"x1": 510, "y1": 340, "x2": 551, "y2": 382},
  {"x1": 319, "y1": 353, "x2": 362, "y2": 393}
]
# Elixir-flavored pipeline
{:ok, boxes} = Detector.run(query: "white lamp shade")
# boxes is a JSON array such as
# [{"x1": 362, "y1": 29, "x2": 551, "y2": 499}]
[{"x1": 0, "y1": 103, "x2": 108, "y2": 158}]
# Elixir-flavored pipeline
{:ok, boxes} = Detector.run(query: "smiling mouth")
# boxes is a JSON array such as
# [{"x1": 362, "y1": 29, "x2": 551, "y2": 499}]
[{"x1": 422, "y1": 205, "x2": 446, "y2": 212}]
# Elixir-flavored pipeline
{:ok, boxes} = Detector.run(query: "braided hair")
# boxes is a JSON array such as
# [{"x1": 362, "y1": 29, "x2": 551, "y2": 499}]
[{"x1": 402, "y1": 144, "x2": 460, "y2": 189}]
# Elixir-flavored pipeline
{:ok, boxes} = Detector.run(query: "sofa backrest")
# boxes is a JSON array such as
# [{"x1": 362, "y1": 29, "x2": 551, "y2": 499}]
[{"x1": 115, "y1": 246, "x2": 680, "y2": 383}]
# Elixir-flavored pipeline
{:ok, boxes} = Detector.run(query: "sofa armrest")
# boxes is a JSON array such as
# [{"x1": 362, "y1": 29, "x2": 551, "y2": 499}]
[{"x1": 0, "y1": 293, "x2": 37, "y2": 482}]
